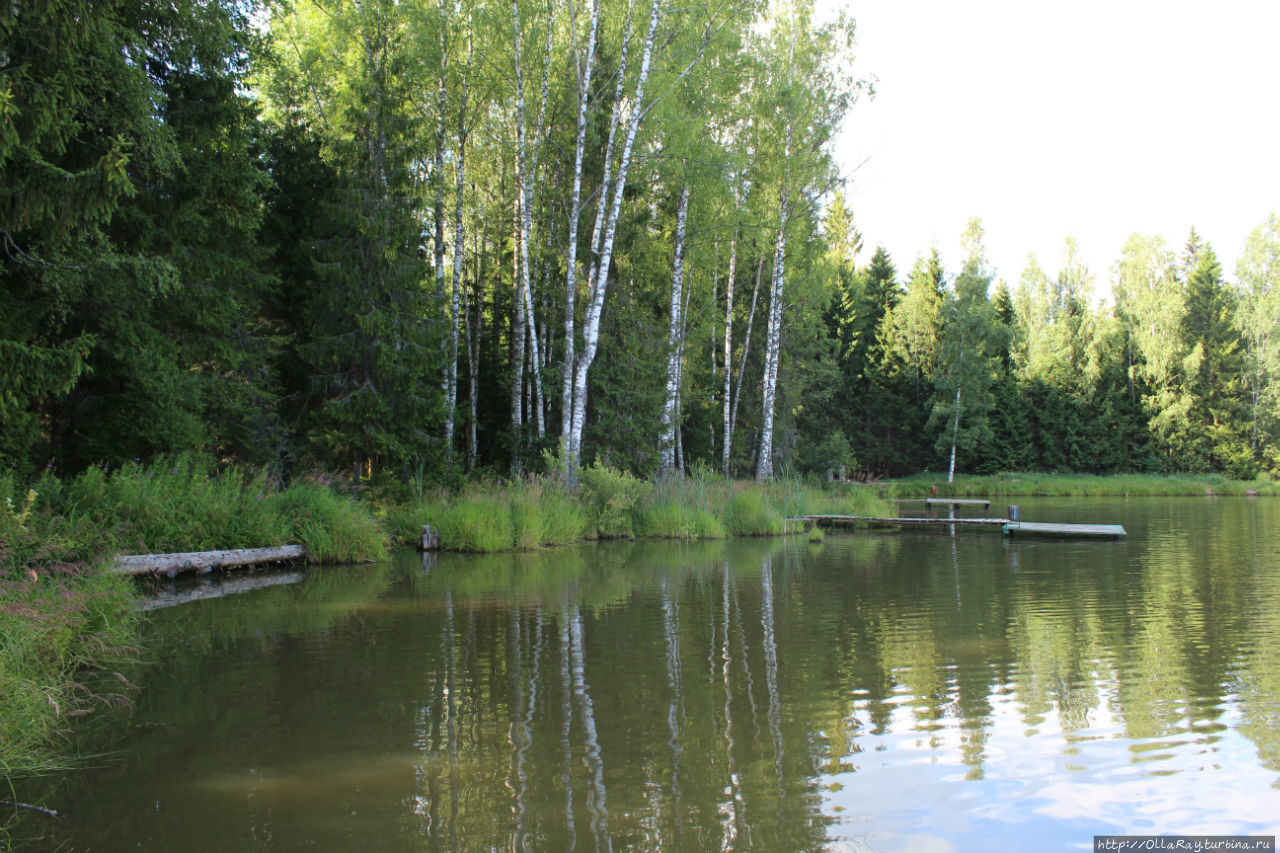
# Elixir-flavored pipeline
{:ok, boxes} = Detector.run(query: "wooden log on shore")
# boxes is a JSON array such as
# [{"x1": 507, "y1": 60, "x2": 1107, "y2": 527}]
[{"x1": 112, "y1": 545, "x2": 306, "y2": 577}]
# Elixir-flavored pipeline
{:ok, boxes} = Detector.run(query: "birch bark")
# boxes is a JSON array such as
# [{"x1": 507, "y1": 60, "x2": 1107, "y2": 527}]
[
  {"x1": 443, "y1": 13, "x2": 472, "y2": 470},
  {"x1": 560, "y1": 0, "x2": 601, "y2": 458},
  {"x1": 721, "y1": 230, "x2": 736, "y2": 476},
  {"x1": 568, "y1": 0, "x2": 661, "y2": 472},
  {"x1": 660, "y1": 184, "x2": 691, "y2": 474},
  {"x1": 755, "y1": 202, "x2": 789, "y2": 481}
]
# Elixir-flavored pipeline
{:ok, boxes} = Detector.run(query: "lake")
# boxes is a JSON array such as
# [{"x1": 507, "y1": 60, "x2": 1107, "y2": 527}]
[{"x1": 17, "y1": 497, "x2": 1280, "y2": 851}]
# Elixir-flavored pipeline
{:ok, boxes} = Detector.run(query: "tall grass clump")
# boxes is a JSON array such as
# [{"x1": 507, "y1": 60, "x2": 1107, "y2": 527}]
[
  {"x1": 56, "y1": 455, "x2": 286, "y2": 553},
  {"x1": 723, "y1": 488, "x2": 785, "y2": 536},
  {"x1": 638, "y1": 475, "x2": 726, "y2": 540},
  {"x1": 269, "y1": 482, "x2": 388, "y2": 563},
  {"x1": 421, "y1": 491, "x2": 514, "y2": 552},
  {"x1": 41, "y1": 455, "x2": 387, "y2": 563},
  {"x1": 1, "y1": 514, "x2": 138, "y2": 781},
  {"x1": 396, "y1": 478, "x2": 586, "y2": 552}
]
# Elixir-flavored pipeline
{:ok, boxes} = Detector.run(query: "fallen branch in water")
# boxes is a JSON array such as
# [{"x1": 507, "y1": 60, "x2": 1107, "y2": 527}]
[{"x1": 1, "y1": 800, "x2": 61, "y2": 819}]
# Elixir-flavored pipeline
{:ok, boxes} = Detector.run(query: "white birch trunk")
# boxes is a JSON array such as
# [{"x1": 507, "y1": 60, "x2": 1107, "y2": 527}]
[
  {"x1": 721, "y1": 230, "x2": 737, "y2": 477},
  {"x1": 519, "y1": 1, "x2": 553, "y2": 440},
  {"x1": 730, "y1": 253, "x2": 763, "y2": 457},
  {"x1": 561, "y1": 0, "x2": 601, "y2": 458},
  {"x1": 569, "y1": 0, "x2": 661, "y2": 471},
  {"x1": 948, "y1": 333, "x2": 964, "y2": 483},
  {"x1": 510, "y1": 0, "x2": 535, "y2": 463},
  {"x1": 756, "y1": 203, "x2": 789, "y2": 481},
  {"x1": 948, "y1": 384, "x2": 961, "y2": 484},
  {"x1": 444, "y1": 17, "x2": 472, "y2": 470},
  {"x1": 659, "y1": 184, "x2": 690, "y2": 474},
  {"x1": 510, "y1": 192, "x2": 526, "y2": 471}
]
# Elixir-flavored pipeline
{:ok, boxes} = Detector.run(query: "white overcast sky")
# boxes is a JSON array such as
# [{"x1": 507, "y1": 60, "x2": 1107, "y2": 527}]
[{"x1": 824, "y1": 0, "x2": 1280, "y2": 294}]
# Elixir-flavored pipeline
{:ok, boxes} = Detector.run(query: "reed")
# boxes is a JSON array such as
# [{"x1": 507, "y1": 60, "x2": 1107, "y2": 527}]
[
  {"x1": 271, "y1": 482, "x2": 388, "y2": 563},
  {"x1": 637, "y1": 476, "x2": 727, "y2": 540},
  {"x1": 723, "y1": 488, "x2": 785, "y2": 536},
  {"x1": 395, "y1": 477, "x2": 588, "y2": 552},
  {"x1": 1, "y1": 520, "x2": 138, "y2": 782}
]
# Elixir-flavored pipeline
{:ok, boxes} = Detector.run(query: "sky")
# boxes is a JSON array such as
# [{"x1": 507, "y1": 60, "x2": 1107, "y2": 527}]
[{"x1": 825, "y1": 0, "x2": 1280, "y2": 296}]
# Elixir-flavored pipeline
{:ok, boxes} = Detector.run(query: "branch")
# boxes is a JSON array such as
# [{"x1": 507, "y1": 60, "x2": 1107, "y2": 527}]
[{"x1": 0, "y1": 800, "x2": 61, "y2": 820}]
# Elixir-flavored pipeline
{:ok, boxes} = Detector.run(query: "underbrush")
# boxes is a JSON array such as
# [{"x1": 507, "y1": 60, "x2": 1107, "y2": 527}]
[
  {"x1": 0, "y1": 508, "x2": 137, "y2": 782},
  {"x1": 27, "y1": 456, "x2": 386, "y2": 563}
]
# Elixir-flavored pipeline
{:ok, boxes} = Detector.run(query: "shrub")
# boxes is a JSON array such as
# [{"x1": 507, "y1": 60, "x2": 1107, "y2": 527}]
[{"x1": 579, "y1": 463, "x2": 650, "y2": 539}]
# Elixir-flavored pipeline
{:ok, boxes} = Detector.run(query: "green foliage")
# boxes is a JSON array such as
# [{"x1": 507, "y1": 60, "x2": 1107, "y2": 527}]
[
  {"x1": 401, "y1": 478, "x2": 587, "y2": 552},
  {"x1": 272, "y1": 482, "x2": 389, "y2": 564},
  {"x1": 18, "y1": 455, "x2": 387, "y2": 562},
  {"x1": 638, "y1": 479, "x2": 727, "y2": 540},
  {"x1": 724, "y1": 489, "x2": 785, "y2": 536},
  {"x1": 1, "y1": 520, "x2": 138, "y2": 780},
  {"x1": 431, "y1": 493, "x2": 515, "y2": 553},
  {"x1": 579, "y1": 463, "x2": 652, "y2": 540}
]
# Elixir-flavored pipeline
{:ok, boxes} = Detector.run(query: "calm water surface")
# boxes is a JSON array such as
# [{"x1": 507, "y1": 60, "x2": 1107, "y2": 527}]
[{"x1": 20, "y1": 497, "x2": 1280, "y2": 851}]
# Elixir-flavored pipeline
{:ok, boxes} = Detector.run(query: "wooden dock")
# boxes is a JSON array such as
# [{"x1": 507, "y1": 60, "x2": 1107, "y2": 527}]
[
  {"x1": 792, "y1": 514, "x2": 1006, "y2": 528},
  {"x1": 894, "y1": 498, "x2": 991, "y2": 509},
  {"x1": 1003, "y1": 521, "x2": 1126, "y2": 539},
  {"x1": 790, "y1": 515, "x2": 1126, "y2": 539}
]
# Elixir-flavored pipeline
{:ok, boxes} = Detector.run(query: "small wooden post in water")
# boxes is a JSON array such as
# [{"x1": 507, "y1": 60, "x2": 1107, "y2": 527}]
[{"x1": 419, "y1": 525, "x2": 440, "y2": 552}]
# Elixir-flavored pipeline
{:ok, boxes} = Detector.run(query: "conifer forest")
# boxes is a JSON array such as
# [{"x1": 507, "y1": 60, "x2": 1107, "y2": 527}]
[{"x1": 4, "y1": 0, "x2": 1279, "y2": 485}]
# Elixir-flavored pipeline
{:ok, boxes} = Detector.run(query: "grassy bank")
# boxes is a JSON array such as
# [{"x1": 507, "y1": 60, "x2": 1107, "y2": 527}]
[
  {"x1": 890, "y1": 471, "x2": 1280, "y2": 497},
  {"x1": 1, "y1": 456, "x2": 388, "y2": 786},
  {"x1": 387, "y1": 464, "x2": 893, "y2": 552}
]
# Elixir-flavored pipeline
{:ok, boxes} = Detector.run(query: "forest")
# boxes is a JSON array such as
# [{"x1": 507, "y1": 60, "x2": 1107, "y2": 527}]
[{"x1": 3, "y1": 0, "x2": 1279, "y2": 487}]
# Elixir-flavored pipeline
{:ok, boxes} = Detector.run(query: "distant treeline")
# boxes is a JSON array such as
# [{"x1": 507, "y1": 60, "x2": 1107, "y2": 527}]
[{"x1": 2, "y1": 0, "x2": 1276, "y2": 483}]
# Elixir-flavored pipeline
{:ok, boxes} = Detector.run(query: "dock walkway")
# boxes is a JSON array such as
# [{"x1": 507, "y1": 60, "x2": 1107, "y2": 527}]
[
  {"x1": 1003, "y1": 521, "x2": 1126, "y2": 539},
  {"x1": 790, "y1": 514, "x2": 1126, "y2": 539},
  {"x1": 894, "y1": 498, "x2": 991, "y2": 509}
]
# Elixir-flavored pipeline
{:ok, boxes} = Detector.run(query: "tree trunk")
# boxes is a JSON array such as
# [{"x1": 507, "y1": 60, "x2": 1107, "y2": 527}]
[
  {"x1": 559, "y1": 0, "x2": 601, "y2": 463},
  {"x1": 444, "y1": 19, "x2": 472, "y2": 471},
  {"x1": 721, "y1": 230, "x2": 737, "y2": 477},
  {"x1": 660, "y1": 184, "x2": 690, "y2": 474},
  {"x1": 756, "y1": 205, "x2": 789, "y2": 482},
  {"x1": 568, "y1": 0, "x2": 661, "y2": 472},
  {"x1": 510, "y1": 193, "x2": 526, "y2": 473},
  {"x1": 731, "y1": 253, "x2": 764, "y2": 448}
]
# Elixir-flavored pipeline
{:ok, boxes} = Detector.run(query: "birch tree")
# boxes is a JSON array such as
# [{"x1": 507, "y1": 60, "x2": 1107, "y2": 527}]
[
  {"x1": 1236, "y1": 213, "x2": 1280, "y2": 468},
  {"x1": 566, "y1": 0, "x2": 663, "y2": 474},
  {"x1": 659, "y1": 184, "x2": 692, "y2": 474},
  {"x1": 929, "y1": 219, "x2": 1003, "y2": 483}
]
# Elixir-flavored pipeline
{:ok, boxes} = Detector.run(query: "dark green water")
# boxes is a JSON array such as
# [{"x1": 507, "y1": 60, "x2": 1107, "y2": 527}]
[{"x1": 18, "y1": 498, "x2": 1280, "y2": 851}]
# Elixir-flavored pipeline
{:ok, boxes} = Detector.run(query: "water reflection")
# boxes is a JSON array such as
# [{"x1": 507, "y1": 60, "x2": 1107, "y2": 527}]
[{"x1": 18, "y1": 499, "x2": 1280, "y2": 850}]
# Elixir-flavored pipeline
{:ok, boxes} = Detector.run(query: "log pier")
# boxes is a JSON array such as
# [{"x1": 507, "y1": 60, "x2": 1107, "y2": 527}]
[{"x1": 112, "y1": 545, "x2": 306, "y2": 577}]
